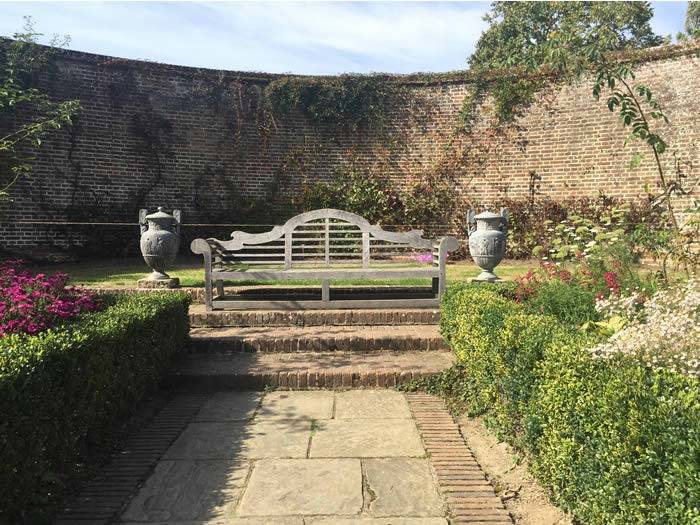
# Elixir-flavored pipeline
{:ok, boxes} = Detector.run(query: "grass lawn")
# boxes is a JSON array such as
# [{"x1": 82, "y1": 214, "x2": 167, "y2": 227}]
[{"x1": 30, "y1": 257, "x2": 539, "y2": 288}]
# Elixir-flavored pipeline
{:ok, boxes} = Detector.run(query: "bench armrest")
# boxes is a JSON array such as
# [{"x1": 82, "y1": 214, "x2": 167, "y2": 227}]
[
  {"x1": 191, "y1": 238, "x2": 212, "y2": 256},
  {"x1": 437, "y1": 236, "x2": 460, "y2": 255},
  {"x1": 435, "y1": 236, "x2": 460, "y2": 264}
]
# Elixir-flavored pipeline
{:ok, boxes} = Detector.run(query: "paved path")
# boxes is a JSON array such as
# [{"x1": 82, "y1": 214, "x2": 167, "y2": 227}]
[{"x1": 59, "y1": 391, "x2": 510, "y2": 524}]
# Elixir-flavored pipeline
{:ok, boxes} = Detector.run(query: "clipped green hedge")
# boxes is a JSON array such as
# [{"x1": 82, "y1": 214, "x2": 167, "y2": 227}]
[
  {"x1": 440, "y1": 285, "x2": 700, "y2": 524},
  {"x1": 0, "y1": 291, "x2": 191, "y2": 520}
]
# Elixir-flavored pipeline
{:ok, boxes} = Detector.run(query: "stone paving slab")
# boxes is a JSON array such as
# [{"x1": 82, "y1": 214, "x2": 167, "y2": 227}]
[
  {"x1": 364, "y1": 458, "x2": 444, "y2": 517},
  {"x1": 163, "y1": 420, "x2": 311, "y2": 460},
  {"x1": 67, "y1": 390, "x2": 508, "y2": 524},
  {"x1": 120, "y1": 516, "x2": 300, "y2": 525},
  {"x1": 307, "y1": 519, "x2": 448, "y2": 525},
  {"x1": 194, "y1": 392, "x2": 261, "y2": 421},
  {"x1": 335, "y1": 390, "x2": 412, "y2": 419},
  {"x1": 256, "y1": 391, "x2": 334, "y2": 420},
  {"x1": 310, "y1": 419, "x2": 424, "y2": 458},
  {"x1": 120, "y1": 460, "x2": 249, "y2": 522},
  {"x1": 237, "y1": 459, "x2": 363, "y2": 516}
]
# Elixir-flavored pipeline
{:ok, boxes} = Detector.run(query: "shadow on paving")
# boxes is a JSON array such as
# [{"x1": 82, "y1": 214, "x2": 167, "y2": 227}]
[{"x1": 118, "y1": 391, "x2": 321, "y2": 523}]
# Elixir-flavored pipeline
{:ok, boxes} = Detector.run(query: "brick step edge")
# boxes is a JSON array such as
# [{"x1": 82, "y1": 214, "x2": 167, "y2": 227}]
[
  {"x1": 165, "y1": 369, "x2": 439, "y2": 390},
  {"x1": 190, "y1": 309, "x2": 440, "y2": 328},
  {"x1": 189, "y1": 336, "x2": 447, "y2": 353}
]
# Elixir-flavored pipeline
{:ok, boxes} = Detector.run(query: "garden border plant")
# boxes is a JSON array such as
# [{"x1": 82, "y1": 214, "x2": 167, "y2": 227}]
[
  {"x1": 404, "y1": 282, "x2": 699, "y2": 524},
  {"x1": 0, "y1": 290, "x2": 191, "y2": 522}
]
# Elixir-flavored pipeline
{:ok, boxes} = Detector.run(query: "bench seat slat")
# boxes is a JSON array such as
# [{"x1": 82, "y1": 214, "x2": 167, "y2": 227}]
[
  {"x1": 293, "y1": 228, "x2": 361, "y2": 231},
  {"x1": 211, "y1": 268, "x2": 439, "y2": 281},
  {"x1": 209, "y1": 298, "x2": 440, "y2": 310}
]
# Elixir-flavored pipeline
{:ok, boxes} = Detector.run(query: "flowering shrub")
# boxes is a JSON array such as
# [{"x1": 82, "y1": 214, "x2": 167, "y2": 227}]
[
  {"x1": 414, "y1": 252, "x2": 434, "y2": 264},
  {"x1": 538, "y1": 209, "x2": 628, "y2": 262},
  {"x1": 594, "y1": 290, "x2": 647, "y2": 321},
  {"x1": 591, "y1": 277, "x2": 700, "y2": 376},
  {"x1": 0, "y1": 259, "x2": 97, "y2": 336},
  {"x1": 515, "y1": 247, "x2": 656, "y2": 306},
  {"x1": 513, "y1": 262, "x2": 575, "y2": 302},
  {"x1": 496, "y1": 195, "x2": 663, "y2": 260}
]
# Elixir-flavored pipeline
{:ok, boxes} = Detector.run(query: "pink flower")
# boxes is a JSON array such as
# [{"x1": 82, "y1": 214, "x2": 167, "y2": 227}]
[{"x1": 0, "y1": 260, "x2": 99, "y2": 336}]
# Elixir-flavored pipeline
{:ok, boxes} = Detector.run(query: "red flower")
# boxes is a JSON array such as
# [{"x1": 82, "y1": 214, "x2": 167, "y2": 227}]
[{"x1": 604, "y1": 271, "x2": 621, "y2": 294}]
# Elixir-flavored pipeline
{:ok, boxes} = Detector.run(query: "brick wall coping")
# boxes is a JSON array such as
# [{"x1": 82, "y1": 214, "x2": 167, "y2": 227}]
[{"x1": 3, "y1": 37, "x2": 698, "y2": 87}]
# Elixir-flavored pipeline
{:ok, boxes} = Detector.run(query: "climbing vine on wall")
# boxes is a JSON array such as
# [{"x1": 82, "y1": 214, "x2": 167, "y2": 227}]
[
  {"x1": 264, "y1": 74, "x2": 412, "y2": 132},
  {"x1": 290, "y1": 154, "x2": 460, "y2": 229},
  {"x1": 130, "y1": 100, "x2": 174, "y2": 209}
]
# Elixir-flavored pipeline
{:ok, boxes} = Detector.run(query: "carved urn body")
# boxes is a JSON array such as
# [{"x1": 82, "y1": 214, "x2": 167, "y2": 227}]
[
  {"x1": 467, "y1": 208, "x2": 509, "y2": 282},
  {"x1": 138, "y1": 207, "x2": 181, "y2": 288}
]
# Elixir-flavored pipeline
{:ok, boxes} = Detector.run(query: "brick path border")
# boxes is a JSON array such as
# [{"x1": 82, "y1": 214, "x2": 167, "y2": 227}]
[
  {"x1": 55, "y1": 393, "x2": 210, "y2": 524},
  {"x1": 406, "y1": 393, "x2": 512, "y2": 524}
]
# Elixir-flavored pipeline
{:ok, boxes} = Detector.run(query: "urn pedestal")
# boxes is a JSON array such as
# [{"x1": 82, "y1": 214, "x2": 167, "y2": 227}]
[
  {"x1": 138, "y1": 207, "x2": 181, "y2": 289},
  {"x1": 467, "y1": 208, "x2": 509, "y2": 282}
]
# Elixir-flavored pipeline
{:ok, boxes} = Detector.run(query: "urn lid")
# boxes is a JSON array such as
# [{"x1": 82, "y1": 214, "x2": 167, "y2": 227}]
[
  {"x1": 473, "y1": 210, "x2": 502, "y2": 220},
  {"x1": 144, "y1": 207, "x2": 175, "y2": 221}
]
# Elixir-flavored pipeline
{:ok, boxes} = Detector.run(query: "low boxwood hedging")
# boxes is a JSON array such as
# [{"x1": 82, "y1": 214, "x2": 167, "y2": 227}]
[
  {"x1": 437, "y1": 284, "x2": 699, "y2": 524},
  {"x1": 0, "y1": 291, "x2": 191, "y2": 521}
]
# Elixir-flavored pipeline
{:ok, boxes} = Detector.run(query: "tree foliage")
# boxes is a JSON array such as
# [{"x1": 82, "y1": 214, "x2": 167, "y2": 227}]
[
  {"x1": 0, "y1": 17, "x2": 80, "y2": 200},
  {"x1": 467, "y1": 2, "x2": 691, "y2": 238},
  {"x1": 467, "y1": 1, "x2": 663, "y2": 122},
  {"x1": 470, "y1": 1, "x2": 662, "y2": 70},
  {"x1": 684, "y1": 1, "x2": 700, "y2": 38}
]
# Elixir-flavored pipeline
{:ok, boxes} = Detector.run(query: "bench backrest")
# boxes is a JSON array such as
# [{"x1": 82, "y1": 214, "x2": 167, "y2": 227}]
[{"x1": 208, "y1": 209, "x2": 438, "y2": 269}]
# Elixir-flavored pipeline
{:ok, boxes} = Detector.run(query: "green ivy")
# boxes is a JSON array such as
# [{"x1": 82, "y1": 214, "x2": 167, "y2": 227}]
[{"x1": 264, "y1": 74, "x2": 409, "y2": 131}]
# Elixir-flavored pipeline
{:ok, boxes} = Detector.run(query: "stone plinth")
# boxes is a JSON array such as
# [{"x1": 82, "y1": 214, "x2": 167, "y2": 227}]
[{"x1": 137, "y1": 277, "x2": 180, "y2": 289}]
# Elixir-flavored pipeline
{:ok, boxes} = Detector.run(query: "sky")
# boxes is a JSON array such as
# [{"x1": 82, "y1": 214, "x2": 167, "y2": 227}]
[{"x1": 0, "y1": 1, "x2": 691, "y2": 75}]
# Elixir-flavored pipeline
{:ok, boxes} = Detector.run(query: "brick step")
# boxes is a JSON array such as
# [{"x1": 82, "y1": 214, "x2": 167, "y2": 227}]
[
  {"x1": 189, "y1": 325, "x2": 447, "y2": 353},
  {"x1": 166, "y1": 351, "x2": 453, "y2": 390},
  {"x1": 189, "y1": 304, "x2": 440, "y2": 327}
]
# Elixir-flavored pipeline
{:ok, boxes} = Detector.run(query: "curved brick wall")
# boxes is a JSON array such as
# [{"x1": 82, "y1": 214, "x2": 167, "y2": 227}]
[{"x1": 1, "y1": 43, "x2": 698, "y2": 255}]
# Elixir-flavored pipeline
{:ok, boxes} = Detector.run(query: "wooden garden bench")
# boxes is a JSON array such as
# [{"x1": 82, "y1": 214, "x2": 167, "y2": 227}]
[{"x1": 191, "y1": 208, "x2": 459, "y2": 310}]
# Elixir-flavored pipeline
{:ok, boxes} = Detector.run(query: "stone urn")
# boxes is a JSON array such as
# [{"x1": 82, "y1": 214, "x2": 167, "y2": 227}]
[
  {"x1": 467, "y1": 208, "x2": 509, "y2": 282},
  {"x1": 138, "y1": 207, "x2": 181, "y2": 288}
]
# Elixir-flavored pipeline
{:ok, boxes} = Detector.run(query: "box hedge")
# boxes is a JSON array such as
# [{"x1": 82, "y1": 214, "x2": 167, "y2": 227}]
[
  {"x1": 0, "y1": 291, "x2": 191, "y2": 520},
  {"x1": 439, "y1": 285, "x2": 699, "y2": 524}
]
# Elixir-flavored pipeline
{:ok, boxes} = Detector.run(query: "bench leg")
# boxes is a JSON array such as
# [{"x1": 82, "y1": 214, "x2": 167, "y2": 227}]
[
  {"x1": 216, "y1": 280, "x2": 224, "y2": 299},
  {"x1": 204, "y1": 279, "x2": 213, "y2": 311},
  {"x1": 432, "y1": 277, "x2": 439, "y2": 297},
  {"x1": 321, "y1": 279, "x2": 330, "y2": 303}
]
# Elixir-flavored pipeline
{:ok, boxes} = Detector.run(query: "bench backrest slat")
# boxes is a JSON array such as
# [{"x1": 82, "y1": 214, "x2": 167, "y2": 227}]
[{"x1": 211, "y1": 208, "x2": 436, "y2": 269}]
